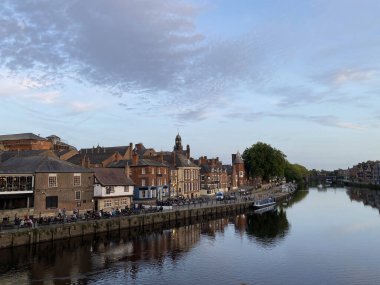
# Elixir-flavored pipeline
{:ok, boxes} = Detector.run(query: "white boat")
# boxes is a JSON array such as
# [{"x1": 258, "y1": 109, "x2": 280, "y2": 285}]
[
  {"x1": 252, "y1": 197, "x2": 276, "y2": 210},
  {"x1": 254, "y1": 204, "x2": 277, "y2": 214}
]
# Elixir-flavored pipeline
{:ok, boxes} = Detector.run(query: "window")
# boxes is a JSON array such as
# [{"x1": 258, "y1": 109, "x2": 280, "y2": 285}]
[
  {"x1": 121, "y1": 198, "x2": 128, "y2": 205},
  {"x1": 142, "y1": 168, "x2": 146, "y2": 174},
  {"x1": 152, "y1": 168, "x2": 155, "y2": 174},
  {"x1": 75, "y1": 191, "x2": 81, "y2": 200},
  {"x1": 48, "y1": 174, "x2": 57, "y2": 188},
  {"x1": 239, "y1": 171, "x2": 244, "y2": 178},
  {"x1": 114, "y1": 200, "x2": 119, "y2": 207},
  {"x1": 104, "y1": 200, "x2": 112, "y2": 207},
  {"x1": 106, "y1": 186, "x2": 114, "y2": 194},
  {"x1": 164, "y1": 168, "x2": 167, "y2": 174},
  {"x1": 124, "y1": 186, "x2": 129, "y2": 192},
  {"x1": 73, "y1": 174, "x2": 81, "y2": 186},
  {"x1": 46, "y1": 196, "x2": 58, "y2": 209},
  {"x1": 141, "y1": 179, "x2": 146, "y2": 186},
  {"x1": 152, "y1": 178, "x2": 155, "y2": 186},
  {"x1": 158, "y1": 168, "x2": 161, "y2": 174}
]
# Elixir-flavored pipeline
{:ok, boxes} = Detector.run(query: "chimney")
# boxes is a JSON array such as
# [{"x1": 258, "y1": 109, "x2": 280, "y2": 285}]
[
  {"x1": 132, "y1": 152, "x2": 139, "y2": 165},
  {"x1": 128, "y1": 143, "x2": 133, "y2": 159},
  {"x1": 186, "y1": 144, "x2": 190, "y2": 159},
  {"x1": 124, "y1": 162, "x2": 131, "y2": 178}
]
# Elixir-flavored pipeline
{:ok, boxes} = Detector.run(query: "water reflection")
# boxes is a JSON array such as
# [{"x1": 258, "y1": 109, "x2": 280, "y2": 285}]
[
  {"x1": 246, "y1": 208, "x2": 290, "y2": 247},
  {"x1": 0, "y1": 193, "x2": 307, "y2": 284},
  {"x1": 347, "y1": 187, "x2": 380, "y2": 213},
  {"x1": 282, "y1": 189, "x2": 309, "y2": 208}
]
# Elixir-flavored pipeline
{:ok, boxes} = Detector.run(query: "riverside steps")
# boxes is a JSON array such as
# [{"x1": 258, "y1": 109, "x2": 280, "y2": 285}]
[{"x1": 0, "y1": 188, "x2": 292, "y2": 249}]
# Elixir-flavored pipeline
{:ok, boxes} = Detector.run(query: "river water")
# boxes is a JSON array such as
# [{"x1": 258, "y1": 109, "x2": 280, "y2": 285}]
[{"x1": 1, "y1": 187, "x2": 380, "y2": 285}]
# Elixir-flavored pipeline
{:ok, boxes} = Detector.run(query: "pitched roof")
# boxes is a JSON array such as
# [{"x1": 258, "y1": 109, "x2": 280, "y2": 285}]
[
  {"x1": 67, "y1": 153, "x2": 82, "y2": 165},
  {"x1": 0, "y1": 155, "x2": 93, "y2": 174},
  {"x1": 108, "y1": 159, "x2": 169, "y2": 168},
  {"x1": 93, "y1": 168, "x2": 134, "y2": 186},
  {"x1": 0, "y1": 150, "x2": 56, "y2": 163},
  {"x1": 234, "y1": 152, "x2": 244, "y2": 164},
  {"x1": 80, "y1": 145, "x2": 130, "y2": 156},
  {"x1": 0, "y1": 133, "x2": 47, "y2": 141}
]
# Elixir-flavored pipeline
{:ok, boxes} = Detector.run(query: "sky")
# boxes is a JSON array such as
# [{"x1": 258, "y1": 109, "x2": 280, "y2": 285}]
[{"x1": 0, "y1": 0, "x2": 379, "y2": 171}]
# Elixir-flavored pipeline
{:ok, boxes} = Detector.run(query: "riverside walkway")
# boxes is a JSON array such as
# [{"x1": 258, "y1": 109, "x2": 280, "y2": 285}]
[{"x1": 0, "y1": 186, "x2": 293, "y2": 249}]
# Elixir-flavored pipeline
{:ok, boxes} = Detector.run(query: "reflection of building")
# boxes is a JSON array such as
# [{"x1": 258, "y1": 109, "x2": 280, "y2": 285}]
[
  {"x1": 0, "y1": 153, "x2": 94, "y2": 217},
  {"x1": 347, "y1": 188, "x2": 380, "y2": 211}
]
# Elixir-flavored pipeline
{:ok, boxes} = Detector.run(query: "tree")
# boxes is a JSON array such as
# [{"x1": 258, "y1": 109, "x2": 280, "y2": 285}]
[
  {"x1": 284, "y1": 162, "x2": 309, "y2": 188},
  {"x1": 242, "y1": 142, "x2": 287, "y2": 182}
]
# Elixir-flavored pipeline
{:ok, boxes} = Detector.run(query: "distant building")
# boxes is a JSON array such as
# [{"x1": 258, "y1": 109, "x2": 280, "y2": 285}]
[
  {"x1": 108, "y1": 153, "x2": 170, "y2": 204},
  {"x1": 231, "y1": 152, "x2": 247, "y2": 189},
  {"x1": 0, "y1": 133, "x2": 52, "y2": 151},
  {"x1": 0, "y1": 133, "x2": 76, "y2": 152},
  {"x1": 158, "y1": 134, "x2": 200, "y2": 198},
  {"x1": 196, "y1": 156, "x2": 228, "y2": 195},
  {"x1": 67, "y1": 143, "x2": 134, "y2": 168}
]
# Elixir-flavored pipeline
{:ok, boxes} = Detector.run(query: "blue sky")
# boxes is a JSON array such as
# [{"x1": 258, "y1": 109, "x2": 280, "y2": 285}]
[{"x1": 0, "y1": 0, "x2": 379, "y2": 170}]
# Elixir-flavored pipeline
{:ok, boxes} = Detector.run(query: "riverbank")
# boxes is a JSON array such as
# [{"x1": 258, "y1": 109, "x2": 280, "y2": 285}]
[{"x1": 0, "y1": 190, "x2": 291, "y2": 249}]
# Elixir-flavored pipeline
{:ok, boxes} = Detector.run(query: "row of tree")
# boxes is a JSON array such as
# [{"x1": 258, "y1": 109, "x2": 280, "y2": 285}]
[{"x1": 242, "y1": 142, "x2": 309, "y2": 187}]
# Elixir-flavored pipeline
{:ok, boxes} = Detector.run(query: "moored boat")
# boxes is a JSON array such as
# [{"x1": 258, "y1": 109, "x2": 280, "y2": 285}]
[
  {"x1": 253, "y1": 204, "x2": 277, "y2": 214},
  {"x1": 252, "y1": 197, "x2": 276, "y2": 210}
]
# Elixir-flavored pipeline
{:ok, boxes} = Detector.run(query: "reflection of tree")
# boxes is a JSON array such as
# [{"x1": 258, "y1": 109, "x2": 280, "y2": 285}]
[
  {"x1": 246, "y1": 209, "x2": 290, "y2": 247},
  {"x1": 283, "y1": 190, "x2": 309, "y2": 208}
]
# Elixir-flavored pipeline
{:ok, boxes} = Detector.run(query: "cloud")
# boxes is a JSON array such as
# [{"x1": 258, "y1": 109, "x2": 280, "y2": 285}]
[
  {"x1": 28, "y1": 92, "x2": 60, "y2": 104},
  {"x1": 0, "y1": 0, "x2": 270, "y2": 122},
  {"x1": 314, "y1": 68, "x2": 379, "y2": 86},
  {"x1": 232, "y1": 111, "x2": 362, "y2": 130},
  {"x1": 68, "y1": 102, "x2": 96, "y2": 114},
  {"x1": 333, "y1": 69, "x2": 377, "y2": 84}
]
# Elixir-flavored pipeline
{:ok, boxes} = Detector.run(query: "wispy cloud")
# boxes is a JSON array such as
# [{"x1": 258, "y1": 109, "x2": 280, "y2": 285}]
[
  {"x1": 68, "y1": 102, "x2": 97, "y2": 114},
  {"x1": 28, "y1": 92, "x2": 60, "y2": 104},
  {"x1": 232, "y1": 111, "x2": 362, "y2": 130}
]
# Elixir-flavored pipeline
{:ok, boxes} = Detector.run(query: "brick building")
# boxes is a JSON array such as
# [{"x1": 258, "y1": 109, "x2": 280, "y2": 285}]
[
  {"x1": 0, "y1": 133, "x2": 52, "y2": 151},
  {"x1": 109, "y1": 153, "x2": 170, "y2": 203},
  {"x1": 67, "y1": 144, "x2": 134, "y2": 168},
  {"x1": 0, "y1": 133, "x2": 76, "y2": 152},
  {"x1": 0, "y1": 154, "x2": 94, "y2": 218},
  {"x1": 231, "y1": 152, "x2": 247, "y2": 189},
  {"x1": 196, "y1": 156, "x2": 229, "y2": 195}
]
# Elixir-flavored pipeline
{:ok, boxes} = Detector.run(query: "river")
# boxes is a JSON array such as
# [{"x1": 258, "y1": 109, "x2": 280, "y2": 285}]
[{"x1": 1, "y1": 187, "x2": 380, "y2": 285}]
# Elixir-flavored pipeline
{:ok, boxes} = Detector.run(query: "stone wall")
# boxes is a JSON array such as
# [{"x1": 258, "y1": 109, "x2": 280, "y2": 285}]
[{"x1": 0, "y1": 202, "x2": 251, "y2": 249}]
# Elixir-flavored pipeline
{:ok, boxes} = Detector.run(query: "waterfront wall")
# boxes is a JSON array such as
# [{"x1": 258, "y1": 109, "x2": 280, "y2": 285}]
[
  {"x1": 0, "y1": 202, "x2": 250, "y2": 249},
  {"x1": 0, "y1": 192, "x2": 291, "y2": 249}
]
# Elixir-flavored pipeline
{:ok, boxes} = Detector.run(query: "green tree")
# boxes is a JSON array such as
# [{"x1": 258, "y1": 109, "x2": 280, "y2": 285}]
[
  {"x1": 242, "y1": 142, "x2": 287, "y2": 182},
  {"x1": 284, "y1": 162, "x2": 309, "y2": 188}
]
